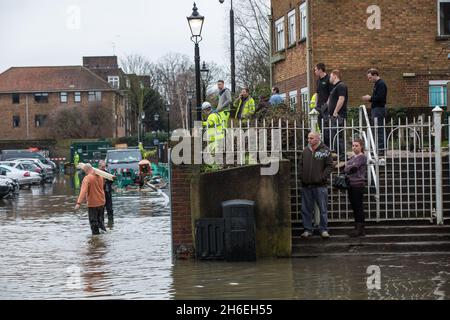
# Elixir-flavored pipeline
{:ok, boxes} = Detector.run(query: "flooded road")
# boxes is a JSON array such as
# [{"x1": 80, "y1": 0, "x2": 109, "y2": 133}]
[{"x1": 1, "y1": 175, "x2": 450, "y2": 300}]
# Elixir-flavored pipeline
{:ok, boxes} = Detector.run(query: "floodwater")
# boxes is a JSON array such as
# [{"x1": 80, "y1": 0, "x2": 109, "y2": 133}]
[{"x1": 1, "y1": 175, "x2": 450, "y2": 300}]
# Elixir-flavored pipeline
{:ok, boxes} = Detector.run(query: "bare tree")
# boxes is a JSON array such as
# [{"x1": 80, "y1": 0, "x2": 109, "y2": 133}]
[
  {"x1": 152, "y1": 53, "x2": 195, "y2": 130},
  {"x1": 233, "y1": 0, "x2": 271, "y2": 92},
  {"x1": 47, "y1": 105, "x2": 113, "y2": 139},
  {"x1": 120, "y1": 54, "x2": 156, "y2": 87}
]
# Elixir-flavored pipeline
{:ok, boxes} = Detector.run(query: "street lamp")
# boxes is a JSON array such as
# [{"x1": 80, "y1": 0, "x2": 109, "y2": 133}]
[
  {"x1": 138, "y1": 81, "x2": 144, "y2": 144},
  {"x1": 141, "y1": 111, "x2": 146, "y2": 143},
  {"x1": 219, "y1": 0, "x2": 235, "y2": 96},
  {"x1": 200, "y1": 61, "x2": 210, "y2": 102},
  {"x1": 166, "y1": 104, "x2": 171, "y2": 139},
  {"x1": 187, "y1": 2, "x2": 204, "y2": 123},
  {"x1": 187, "y1": 90, "x2": 195, "y2": 129}
]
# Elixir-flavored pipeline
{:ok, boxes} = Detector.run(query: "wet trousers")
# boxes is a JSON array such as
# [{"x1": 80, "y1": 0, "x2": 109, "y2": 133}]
[{"x1": 88, "y1": 206, "x2": 105, "y2": 235}]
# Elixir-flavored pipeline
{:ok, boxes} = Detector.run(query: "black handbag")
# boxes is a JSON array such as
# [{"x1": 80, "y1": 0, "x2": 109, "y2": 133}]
[{"x1": 333, "y1": 173, "x2": 349, "y2": 190}]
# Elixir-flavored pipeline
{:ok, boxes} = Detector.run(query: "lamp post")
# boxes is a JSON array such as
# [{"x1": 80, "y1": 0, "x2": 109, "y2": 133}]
[
  {"x1": 187, "y1": 90, "x2": 195, "y2": 129},
  {"x1": 219, "y1": 0, "x2": 235, "y2": 96},
  {"x1": 138, "y1": 81, "x2": 144, "y2": 144},
  {"x1": 200, "y1": 61, "x2": 210, "y2": 102},
  {"x1": 187, "y1": 2, "x2": 205, "y2": 123},
  {"x1": 141, "y1": 111, "x2": 146, "y2": 144},
  {"x1": 166, "y1": 104, "x2": 171, "y2": 139}
]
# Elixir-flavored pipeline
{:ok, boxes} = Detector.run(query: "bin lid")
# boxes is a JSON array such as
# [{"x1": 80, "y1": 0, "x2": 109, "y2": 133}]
[{"x1": 222, "y1": 199, "x2": 255, "y2": 208}]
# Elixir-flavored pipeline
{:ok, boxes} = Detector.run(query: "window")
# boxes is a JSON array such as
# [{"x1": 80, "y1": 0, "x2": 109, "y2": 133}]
[
  {"x1": 12, "y1": 93, "x2": 20, "y2": 104},
  {"x1": 34, "y1": 93, "x2": 49, "y2": 103},
  {"x1": 12, "y1": 115, "x2": 20, "y2": 128},
  {"x1": 74, "y1": 92, "x2": 81, "y2": 103},
  {"x1": 429, "y1": 80, "x2": 448, "y2": 107},
  {"x1": 288, "y1": 10, "x2": 296, "y2": 46},
  {"x1": 301, "y1": 87, "x2": 309, "y2": 115},
  {"x1": 300, "y1": 3, "x2": 308, "y2": 40},
  {"x1": 439, "y1": 0, "x2": 450, "y2": 36},
  {"x1": 275, "y1": 17, "x2": 285, "y2": 51},
  {"x1": 126, "y1": 78, "x2": 131, "y2": 89},
  {"x1": 108, "y1": 76, "x2": 120, "y2": 89},
  {"x1": 88, "y1": 91, "x2": 102, "y2": 102},
  {"x1": 289, "y1": 91, "x2": 298, "y2": 111},
  {"x1": 60, "y1": 92, "x2": 68, "y2": 103},
  {"x1": 35, "y1": 115, "x2": 47, "y2": 127}
]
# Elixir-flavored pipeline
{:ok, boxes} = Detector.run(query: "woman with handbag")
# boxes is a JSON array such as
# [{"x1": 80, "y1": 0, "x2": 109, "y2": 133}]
[{"x1": 344, "y1": 139, "x2": 367, "y2": 237}]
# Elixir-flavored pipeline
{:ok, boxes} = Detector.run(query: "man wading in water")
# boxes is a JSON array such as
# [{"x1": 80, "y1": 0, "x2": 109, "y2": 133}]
[{"x1": 75, "y1": 163, "x2": 106, "y2": 235}]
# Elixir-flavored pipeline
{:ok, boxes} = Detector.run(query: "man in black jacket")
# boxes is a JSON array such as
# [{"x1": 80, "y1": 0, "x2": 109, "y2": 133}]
[
  {"x1": 299, "y1": 132, "x2": 334, "y2": 239},
  {"x1": 363, "y1": 69, "x2": 388, "y2": 155},
  {"x1": 314, "y1": 63, "x2": 333, "y2": 128},
  {"x1": 99, "y1": 160, "x2": 114, "y2": 227}
]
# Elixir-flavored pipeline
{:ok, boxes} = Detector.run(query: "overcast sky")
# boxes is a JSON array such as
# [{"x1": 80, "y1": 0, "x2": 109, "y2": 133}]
[{"x1": 0, "y1": 0, "x2": 230, "y2": 73}]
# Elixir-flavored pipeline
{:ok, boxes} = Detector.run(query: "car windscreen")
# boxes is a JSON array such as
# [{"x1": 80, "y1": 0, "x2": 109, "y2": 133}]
[{"x1": 107, "y1": 151, "x2": 142, "y2": 164}]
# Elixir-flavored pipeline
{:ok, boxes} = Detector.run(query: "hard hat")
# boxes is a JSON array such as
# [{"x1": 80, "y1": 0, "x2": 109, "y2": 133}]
[{"x1": 201, "y1": 102, "x2": 212, "y2": 110}]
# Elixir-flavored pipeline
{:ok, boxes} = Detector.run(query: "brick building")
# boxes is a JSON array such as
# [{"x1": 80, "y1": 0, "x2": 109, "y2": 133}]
[
  {"x1": 270, "y1": 0, "x2": 450, "y2": 114},
  {"x1": 0, "y1": 57, "x2": 126, "y2": 141}
]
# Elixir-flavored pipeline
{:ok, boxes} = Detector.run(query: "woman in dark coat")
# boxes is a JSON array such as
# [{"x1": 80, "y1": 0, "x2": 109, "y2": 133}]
[{"x1": 344, "y1": 139, "x2": 367, "y2": 237}]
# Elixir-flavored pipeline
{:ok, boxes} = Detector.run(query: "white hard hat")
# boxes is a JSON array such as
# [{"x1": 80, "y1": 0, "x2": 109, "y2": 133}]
[{"x1": 201, "y1": 102, "x2": 212, "y2": 110}]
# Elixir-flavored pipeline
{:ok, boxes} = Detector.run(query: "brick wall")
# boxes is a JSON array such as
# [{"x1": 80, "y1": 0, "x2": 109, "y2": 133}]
[
  {"x1": 170, "y1": 164, "x2": 195, "y2": 259},
  {"x1": 271, "y1": 0, "x2": 450, "y2": 108},
  {"x1": 0, "y1": 91, "x2": 125, "y2": 140}
]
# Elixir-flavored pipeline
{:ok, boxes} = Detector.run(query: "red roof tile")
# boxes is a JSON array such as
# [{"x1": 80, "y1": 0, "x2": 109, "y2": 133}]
[{"x1": 0, "y1": 66, "x2": 116, "y2": 93}]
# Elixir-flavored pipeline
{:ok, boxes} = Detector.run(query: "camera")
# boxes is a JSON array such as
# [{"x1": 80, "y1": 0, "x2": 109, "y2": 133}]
[{"x1": 219, "y1": 0, "x2": 225, "y2": 3}]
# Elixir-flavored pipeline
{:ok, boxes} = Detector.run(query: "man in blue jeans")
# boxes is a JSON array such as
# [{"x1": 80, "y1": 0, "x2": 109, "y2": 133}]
[{"x1": 299, "y1": 132, "x2": 334, "y2": 239}]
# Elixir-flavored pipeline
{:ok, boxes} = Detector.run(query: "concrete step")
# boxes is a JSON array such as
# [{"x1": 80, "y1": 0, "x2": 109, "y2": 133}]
[
  {"x1": 292, "y1": 241, "x2": 450, "y2": 257},
  {"x1": 292, "y1": 233, "x2": 450, "y2": 244},
  {"x1": 291, "y1": 221, "x2": 450, "y2": 257},
  {"x1": 292, "y1": 223, "x2": 450, "y2": 235}
]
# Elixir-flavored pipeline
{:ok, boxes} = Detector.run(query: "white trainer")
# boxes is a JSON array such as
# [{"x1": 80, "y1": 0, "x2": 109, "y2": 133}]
[{"x1": 321, "y1": 231, "x2": 330, "y2": 239}]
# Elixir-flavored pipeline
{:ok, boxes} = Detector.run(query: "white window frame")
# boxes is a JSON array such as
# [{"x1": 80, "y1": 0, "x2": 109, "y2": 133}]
[
  {"x1": 88, "y1": 91, "x2": 102, "y2": 102},
  {"x1": 438, "y1": 0, "x2": 450, "y2": 36},
  {"x1": 275, "y1": 17, "x2": 285, "y2": 51},
  {"x1": 300, "y1": 87, "x2": 309, "y2": 115},
  {"x1": 300, "y1": 3, "x2": 308, "y2": 40},
  {"x1": 288, "y1": 10, "x2": 296, "y2": 46},
  {"x1": 429, "y1": 80, "x2": 449, "y2": 107},
  {"x1": 74, "y1": 92, "x2": 81, "y2": 103},
  {"x1": 60, "y1": 92, "x2": 68, "y2": 103},
  {"x1": 289, "y1": 90, "x2": 298, "y2": 111},
  {"x1": 108, "y1": 76, "x2": 120, "y2": 89}
]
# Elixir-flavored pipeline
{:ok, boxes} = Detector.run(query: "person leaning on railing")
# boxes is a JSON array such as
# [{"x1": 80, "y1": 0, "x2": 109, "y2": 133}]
[{"x1": 344, "y1": 139, "x2": 368, "y2": 237}]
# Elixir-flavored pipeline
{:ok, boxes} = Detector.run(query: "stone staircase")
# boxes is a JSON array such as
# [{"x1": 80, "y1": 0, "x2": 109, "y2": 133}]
[
  {"x1": 292, "y1": 221, "x2": 450, "y2": 257},
  {"x1": 291, "y1": 154, "x2": 450, "y2": 257}
]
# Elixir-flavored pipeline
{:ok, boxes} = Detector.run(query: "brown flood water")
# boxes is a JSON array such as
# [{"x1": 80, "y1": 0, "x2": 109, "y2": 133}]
[{"x1": 1, "y1": 175, "x2": 449, "y2": 300}]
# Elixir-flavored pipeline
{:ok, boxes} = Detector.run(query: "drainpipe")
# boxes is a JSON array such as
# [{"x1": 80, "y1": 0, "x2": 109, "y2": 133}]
[
  {"x1": 26, "y1": 94, "x2": 29, "y2": 139},
  {"x1": 268, "y1": 13, "x2": 273, "y2": 89},
  {"x1": 306, "y1": 0, "x2": 311, "y2": 99}
]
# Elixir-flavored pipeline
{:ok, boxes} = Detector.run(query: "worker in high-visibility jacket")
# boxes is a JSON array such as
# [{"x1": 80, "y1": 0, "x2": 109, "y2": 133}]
[
  {"x1": 202, "y1": 102, "x2": 225, "y2": 153},
  {"x1": 234, "y1": 88, "x2": 255, "y2": 123}
]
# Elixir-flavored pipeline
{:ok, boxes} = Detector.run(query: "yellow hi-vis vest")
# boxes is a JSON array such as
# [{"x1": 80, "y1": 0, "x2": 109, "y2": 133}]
[
  {"x1": 202, "y1": 112, "x2": 225, "y2": 142},
  {"x1": 310, "y1": 93, "x2": 317, "y2": 109},
  {"x1": 234, "y1": 97, "x2": 256, "y2": 120}
]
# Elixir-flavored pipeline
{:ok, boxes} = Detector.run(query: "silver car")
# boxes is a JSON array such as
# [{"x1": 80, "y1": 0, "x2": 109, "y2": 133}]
[
  {"x1": 0, "y1": 165, "x2": 42, "y2": 188},
  {"x1": 0, "y1": 160, "x2": 53, "y2": 183},
  {"x1": 10, "y1": 158, "x2": 54, "y2": 180}
]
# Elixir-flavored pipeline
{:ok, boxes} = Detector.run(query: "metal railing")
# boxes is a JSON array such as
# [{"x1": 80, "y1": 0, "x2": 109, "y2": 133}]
[{"x1": 198, "y1": 106, "x2": 448, "y2": 224}]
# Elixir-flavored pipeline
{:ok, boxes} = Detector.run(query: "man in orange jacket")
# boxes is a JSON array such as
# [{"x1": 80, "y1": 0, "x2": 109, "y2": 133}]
[{"x1": 75, "y1": 163, "x2": 106, "y2": 235}]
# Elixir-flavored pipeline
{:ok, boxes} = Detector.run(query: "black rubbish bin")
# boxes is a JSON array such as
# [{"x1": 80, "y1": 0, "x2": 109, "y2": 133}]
[
  {"x1": 222, "y1": 200, "x2": 256, "y2": 262},
  {"x1": 195, "y1": 218, "x2": 225, "y2": 260}
]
